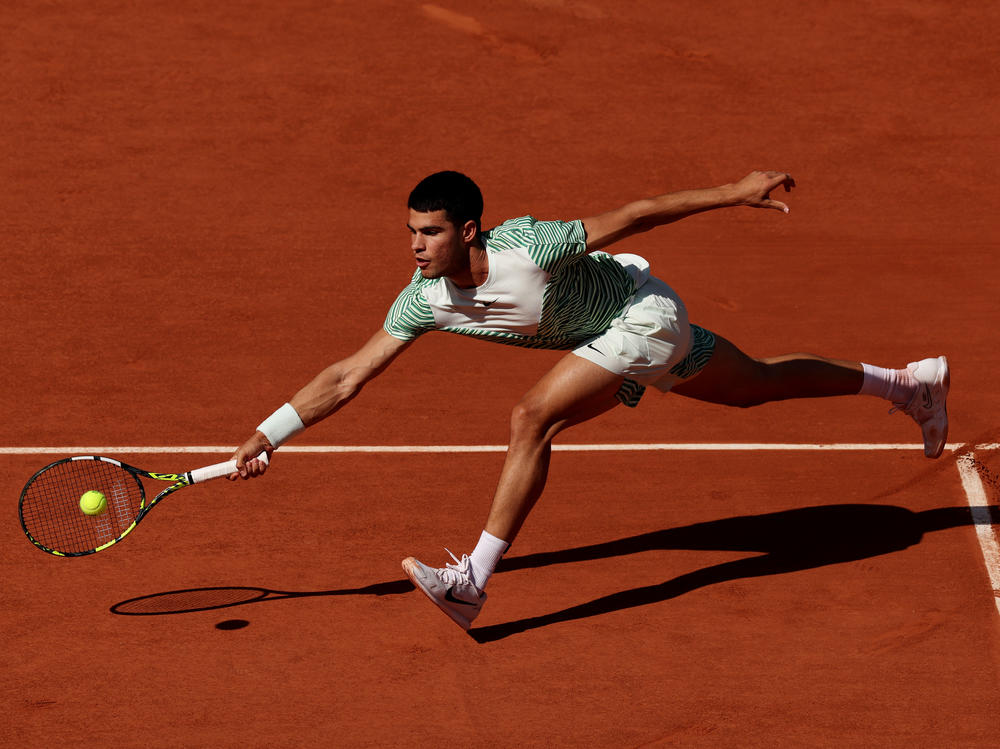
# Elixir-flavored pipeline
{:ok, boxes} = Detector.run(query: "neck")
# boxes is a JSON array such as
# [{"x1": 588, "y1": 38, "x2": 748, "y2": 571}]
[{"x1": 450, "y1": 240, "x2": 488, "y2": 288}]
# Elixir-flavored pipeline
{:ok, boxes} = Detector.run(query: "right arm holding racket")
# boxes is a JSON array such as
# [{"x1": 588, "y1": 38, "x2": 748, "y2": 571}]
[{"x1": 229, "y1": 330, "x2": 410, "y2": 479}]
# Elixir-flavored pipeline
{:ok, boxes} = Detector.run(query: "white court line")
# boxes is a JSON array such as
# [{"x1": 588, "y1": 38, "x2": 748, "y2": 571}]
[
  {"x1": 957, "y1": 456, "x2": 1000, "y2": 618},
  {"x1": 6, "y1": 442, "x2": 997, "y2": 618},
  {"x1": 0, "y1": 442, "x2": 997, "y2": 455}
]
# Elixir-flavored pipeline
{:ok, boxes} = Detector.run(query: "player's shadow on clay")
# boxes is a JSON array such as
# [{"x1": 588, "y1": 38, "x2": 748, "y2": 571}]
[
  {"x1": 469, "y1": 503, "x2": 998, "y2": 643},
  {"x1": 108, "y1": 503, "x2": 996, "y2": 636}
]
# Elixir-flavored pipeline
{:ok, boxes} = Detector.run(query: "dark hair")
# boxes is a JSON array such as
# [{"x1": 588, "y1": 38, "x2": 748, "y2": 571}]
[{"x1": 408, "y1": 171, "x2": 484, "y2": 233}]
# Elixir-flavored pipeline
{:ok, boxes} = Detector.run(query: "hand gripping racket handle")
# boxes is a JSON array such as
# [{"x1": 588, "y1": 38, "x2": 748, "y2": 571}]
[{"x1": 189, "y1": 451, "x2": 269, "y2": 484}]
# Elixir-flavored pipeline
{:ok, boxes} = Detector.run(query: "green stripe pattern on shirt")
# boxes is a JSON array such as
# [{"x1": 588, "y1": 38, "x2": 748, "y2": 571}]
[
  {"x1": 383, "y1": 217, "x2": 637, "y2": 350},
  {"x1": 384, "y1": 281, "x2": 436, "y2": 337}
]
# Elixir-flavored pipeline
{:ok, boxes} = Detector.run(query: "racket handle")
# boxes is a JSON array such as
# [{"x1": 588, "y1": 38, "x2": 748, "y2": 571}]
[{"x1": 189, "y1": 451, "x2": 269, "y2": 484}]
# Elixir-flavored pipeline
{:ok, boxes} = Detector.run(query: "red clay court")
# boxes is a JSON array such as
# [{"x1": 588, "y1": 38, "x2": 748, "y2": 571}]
[{"x1": 3, "y1": 1, "x2": 999, "y2": 746}]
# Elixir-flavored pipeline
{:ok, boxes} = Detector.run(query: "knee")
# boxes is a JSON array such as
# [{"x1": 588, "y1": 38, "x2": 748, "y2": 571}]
[{"x1": 509, "y1": 397, "x2": 557, "y2": 443}]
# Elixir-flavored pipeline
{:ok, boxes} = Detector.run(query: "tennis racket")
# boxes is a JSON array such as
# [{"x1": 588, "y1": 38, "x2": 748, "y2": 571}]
[{"x1": 18, "y1": 452, "x2": 267, "y2": 557}]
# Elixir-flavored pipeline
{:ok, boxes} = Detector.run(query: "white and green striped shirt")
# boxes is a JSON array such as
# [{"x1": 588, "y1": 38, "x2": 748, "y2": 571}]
[{"x1": 383, "y1": 217, "x2": 636, "y2": 349}]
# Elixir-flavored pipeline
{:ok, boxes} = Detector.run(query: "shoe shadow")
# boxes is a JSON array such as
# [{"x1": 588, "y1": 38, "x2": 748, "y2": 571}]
[{"x1": 469, "y1": 503, "x2": 996, "y2": 643}]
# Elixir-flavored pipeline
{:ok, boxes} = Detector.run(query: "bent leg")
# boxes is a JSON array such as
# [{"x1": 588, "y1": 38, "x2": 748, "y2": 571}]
[
  {"x1": 485, "y1": 354, "x2": 624, "y2": 543},
  {"x1": 671, "y1": 334, "x2": 863, "y2": 407}
]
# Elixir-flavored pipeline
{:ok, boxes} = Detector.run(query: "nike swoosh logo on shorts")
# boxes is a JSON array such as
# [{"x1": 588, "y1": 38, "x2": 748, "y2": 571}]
[
  {"x1": 586, "y1": 343, "x2": 604, "y2": 356},
  {"x1": 444, "y1": 586, "x2": 478, "y2": 606}
]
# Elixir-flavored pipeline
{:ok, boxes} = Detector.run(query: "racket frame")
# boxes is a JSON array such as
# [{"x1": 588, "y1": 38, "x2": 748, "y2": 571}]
[{"x1": 18, "y1": 452, "x2": 265, "y2": 557}]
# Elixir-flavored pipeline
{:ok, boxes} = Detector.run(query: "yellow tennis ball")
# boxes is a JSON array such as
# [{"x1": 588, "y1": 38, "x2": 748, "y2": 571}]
[{"x1": 79, "y1": 490, "x2": 107, "y2": 516}]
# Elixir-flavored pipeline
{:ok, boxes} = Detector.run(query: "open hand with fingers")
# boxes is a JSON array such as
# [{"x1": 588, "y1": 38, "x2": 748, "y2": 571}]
[{"x1": 728, "y1": 171, "x2": 796, "y2": 213}]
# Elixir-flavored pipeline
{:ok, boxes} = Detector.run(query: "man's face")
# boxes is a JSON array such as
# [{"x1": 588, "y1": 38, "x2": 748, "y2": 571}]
[{"x1": 407, "y1": 209, "x2": 469, "y2": 279}]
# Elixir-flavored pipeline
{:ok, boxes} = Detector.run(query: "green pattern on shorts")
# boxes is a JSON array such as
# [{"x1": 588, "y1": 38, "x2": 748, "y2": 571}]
[
  {"x1": 615, "y1": 379, "x2": 647, "y2": 408},
  {"x1": 669, "y1": 324, "x2": 717, "y2": 379},
  {"x1": 614, "y1": 324, "x2": 717, "y2": 408}
]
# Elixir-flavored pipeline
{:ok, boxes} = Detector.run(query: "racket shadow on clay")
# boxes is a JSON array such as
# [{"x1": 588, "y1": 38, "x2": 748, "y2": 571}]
[
  {"x1": 110, "y1": 578, "x2": 414, "y2": 616},
  {"x1": 469, "y1": 502, "x2": 999, "y2": 643}
]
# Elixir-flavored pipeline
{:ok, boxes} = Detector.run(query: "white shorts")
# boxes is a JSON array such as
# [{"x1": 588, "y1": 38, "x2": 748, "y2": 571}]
[{"x1": 572, "y1": 264, "x2": 716, "y2": 406}]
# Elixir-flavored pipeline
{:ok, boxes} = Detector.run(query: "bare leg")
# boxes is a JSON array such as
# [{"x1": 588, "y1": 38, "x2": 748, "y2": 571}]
[
  {"x1": 671, "y1": 334, "x2": 863, "y2": 407},
  {"x1": 485, "y1": 337, "x2": 861, "y2": 542},
  {"x1": 484, "y1": 354, "x2": 624, "y2": 543}
]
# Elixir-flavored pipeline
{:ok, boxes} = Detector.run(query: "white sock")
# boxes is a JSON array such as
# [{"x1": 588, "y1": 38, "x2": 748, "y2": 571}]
[
  {"x1": 859, "y1": 363, "x2": 916, "y2": 404},
  {"x1": 468, "y1": 530, "x2": 509, "y2": 591}
]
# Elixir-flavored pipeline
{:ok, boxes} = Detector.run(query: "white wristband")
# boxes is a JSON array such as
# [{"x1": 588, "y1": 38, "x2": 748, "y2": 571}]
[{"x1": 256, "y1": 403, "x2": 305, "y2": 448}]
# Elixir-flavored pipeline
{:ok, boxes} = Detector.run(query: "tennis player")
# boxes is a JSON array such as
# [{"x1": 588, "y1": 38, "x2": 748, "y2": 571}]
[{"x1": 230, "y1": 170, "x2": 949, "y2": 630}]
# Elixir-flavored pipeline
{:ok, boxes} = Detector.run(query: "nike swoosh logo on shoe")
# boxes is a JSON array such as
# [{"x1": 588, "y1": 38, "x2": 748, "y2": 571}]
[
  {"x1": 444, "y1": 586, "x2": 479, "y2": 606},
  {"x1": 921, "y1": 384, "x2": 934, "y2": 410}
]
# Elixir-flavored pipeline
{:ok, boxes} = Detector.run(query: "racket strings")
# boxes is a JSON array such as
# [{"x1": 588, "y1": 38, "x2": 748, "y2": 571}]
[{"x1": 20, "y1": 459, "x2": 144, "y2": 554}]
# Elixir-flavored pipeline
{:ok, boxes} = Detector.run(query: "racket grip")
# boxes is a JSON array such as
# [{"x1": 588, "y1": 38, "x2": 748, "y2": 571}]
[{"x1": 190, "y1": 451, "x2": 269, "y2": 484}]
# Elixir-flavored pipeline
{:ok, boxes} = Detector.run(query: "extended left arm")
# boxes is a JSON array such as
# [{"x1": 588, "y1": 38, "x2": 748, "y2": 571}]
[{"x1": 582, "y1": 170, "x2": 795, "y2": 252}]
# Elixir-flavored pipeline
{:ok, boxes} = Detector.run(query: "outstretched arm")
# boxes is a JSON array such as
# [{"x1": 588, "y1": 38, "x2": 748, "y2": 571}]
[
  {"x1": 581, "y1": 170, "x2": 795, "y2": 252},
  {"x1": 229, "y1": 329, "x2": 411, "y2": 478}
]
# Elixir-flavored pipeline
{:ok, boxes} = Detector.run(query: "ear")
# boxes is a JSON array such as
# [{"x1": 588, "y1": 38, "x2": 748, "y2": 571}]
[{"x1": 461, "y1": 219, "x2": 478, "y2": 244}]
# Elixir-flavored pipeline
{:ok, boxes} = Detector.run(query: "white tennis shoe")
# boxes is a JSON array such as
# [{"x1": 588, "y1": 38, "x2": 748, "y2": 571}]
[
  {"x1": 402, "y1": 550, "x2": 486, "y2": 630},
  {"x1": 892, "y1": 356, "x2": 950, "y2": 458}
]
